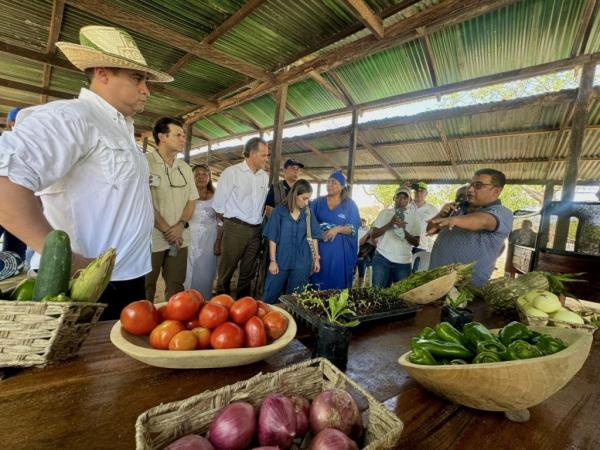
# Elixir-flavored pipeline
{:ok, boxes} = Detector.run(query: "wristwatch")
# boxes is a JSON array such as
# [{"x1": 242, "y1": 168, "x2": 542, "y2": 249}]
[{"x1": 178, "y1": 220, "x2": 189, "y2": 229}]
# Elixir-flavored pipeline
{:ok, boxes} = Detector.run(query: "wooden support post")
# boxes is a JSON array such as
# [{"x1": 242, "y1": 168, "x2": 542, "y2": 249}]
[
  {"x1": 555, "y1": 62, "x2": 596, "y2": 249},
  {"x1": 142, "y1": 137, "x2": 148, "y2": 153},
  {"x1": 347, "y1": 109, "x2": 359, "y2": 195},
  {"x1": 184, "y1": 123, "x2": 192, "y2": 163},
  {"x1": 317, "y1": 182, "x2": 322, "y2": 197},
  {"x1": 537, "y1": 183, "x2": 555, "y2": 250},
  {"x1": 270, "y1": 85, "x2": 287, "y2": 185}
]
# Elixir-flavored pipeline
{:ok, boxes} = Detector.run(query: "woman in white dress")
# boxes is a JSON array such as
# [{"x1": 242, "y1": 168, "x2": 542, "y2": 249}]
[{"x1": 184, "y1": 164, "x2": 220, "y2": 300}]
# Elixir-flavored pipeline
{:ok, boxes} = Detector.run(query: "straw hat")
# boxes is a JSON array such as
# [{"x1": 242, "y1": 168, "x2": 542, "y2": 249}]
[{"x1": 56, "y1": 25, "x2": 173, "y2": 83}]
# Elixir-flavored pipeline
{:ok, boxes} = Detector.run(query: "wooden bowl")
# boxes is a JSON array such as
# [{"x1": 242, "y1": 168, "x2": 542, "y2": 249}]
[
  {"x1": 110, "y1": 305, "x2": 297, "y2": 369},
  {"x1": 398, "y1": 326, "x2": 593, "y2": 411},
  {"x1": 400, "y1": 271, "x2": 457, "y2": 304}
]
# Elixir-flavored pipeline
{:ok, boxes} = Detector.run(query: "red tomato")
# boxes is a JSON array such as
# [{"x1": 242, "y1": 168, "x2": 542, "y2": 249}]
[
  {"x1": 166, "y1": 291, "x2": 202, "y2": 321},
  {"x1": 244, "y1": 316, "x2": 267, "y2": 347},
  {"x1": 157, "y1": 305, "x2": 170, "y2": 322},
  {"x1": 229, "y1": 297, "x2": 258, "y2": 325},
  {"x1": 209, "y1": 294, "x2": 235, "y2": 310},
  {"x1": 256, "y1": 301, "x2": 271, "y2": 319},
  {"x1": 168, "y1": 330, "x2": 198, "y2": 351},
  {"x1": 198, "y1": 302, "x2": 228, "y2": 329},
  {"x1": 263, "y1": 311, "x2": 288, "y2": 340},
  {"x1": 185, "y1": 319, "x2": 201, "y2": 330},
  {"x1": 210, "y1": 322, "x2": 244, "y2": 349},
  {"x1": 149, "y1": 320, "x2": 186, "y2": 350},
  {"x1": 120, "y1": 300, "x2": 160, "y2": 336},
  {"x1": 187, "y1": 288, "x2": 205, "y2": 305},
  {"x1": 191, "y1": 327, "x2": 212, "y2": 350}
]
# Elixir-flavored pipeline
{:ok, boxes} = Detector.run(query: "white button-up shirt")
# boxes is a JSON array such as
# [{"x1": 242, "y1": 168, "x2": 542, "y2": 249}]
[
  {"x1": 409, "y1": 202, "x2": 439, "y2": 252},
  {"x1": 0, "y1": 88, "x2": 153, "y2": 281},
  {"x1": 212, "y1": 160, "x2": 268, "y2": 225}
]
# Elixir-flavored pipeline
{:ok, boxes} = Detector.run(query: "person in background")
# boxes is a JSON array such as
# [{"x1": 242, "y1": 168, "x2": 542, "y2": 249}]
[
  {"x1": 310, "y1": 171, "x2": 361, "y2": 290},
  {"x1": 370, "y1": 187, "x2": 420, "y2": 288},
  {"x1": 355, "y1": 218, "x2": 373, "y2": 287},
  {"x1": 0, "y1": 26, "x2": 173, "y2": 319},
  {"x1": 509, "y1": 219, "x2": 537, "y2": 248},
  {"x1": 213, "y1": 137, "x2": 269, "y2": 298},
  {"x1": 262, "y1": 180, "x2": 321, "y2": 303},
  {"x1": 428, "y1": 168, "x2": 514, "y2": 287},
  {"x1": 184, "y1": 164, "x2": 219, "y2": 300},
  {"x1": 0, "y1": 107, "x2": 27, "y2": 261},
  {"x1": 264, "y1": 158, "x2": 304, "y2": 216},
  {"x1": 409, "y1": 181, "x2": 438, "y2": 271},
  {"x1": 145, "y1": 117, "x2": 198, "y2": 302}
]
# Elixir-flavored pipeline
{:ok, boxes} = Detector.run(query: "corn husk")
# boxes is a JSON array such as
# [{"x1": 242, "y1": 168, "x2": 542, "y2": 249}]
[{"x1": 69, "y1": 248, "x2": 116, "y2": 302}]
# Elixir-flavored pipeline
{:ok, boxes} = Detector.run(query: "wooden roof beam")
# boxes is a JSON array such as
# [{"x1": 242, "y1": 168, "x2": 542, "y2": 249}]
[
  {"x1": 300, "y1": 140, "x2": 340, "y2": 169},
  {"x1": 418, "y1": 27, "x2": 439, "y2": 89},
  {"x1": 41, "y1": 0, "x2": 65, "y2": 104},
  {"x1": 64, "y1": 0, "x2": 272, "y2": 81},
  {"x1": 435, "y1": 121, "x2": 460, "y2": 179},
  {"x1": 342, "y1": 0, "x2": 384, "y2": 39},
  {"x1": 205, "y1": 117, "x2": 237, "y2": 136},
  {"x1": 184, "y1": 0, "x2": 521, "y2": 122},
  {"x1": 167, "y1": 0, "x2": 267, "y2": 75},
  {"x1": 221, "y1": 111, "x2": 260, "y2": 130},
  {"x1": 308, "y1": 71, "x2": 352, "y2": 106},
  {"x1": 357, "y1": 134, "x2": 401, "y2": 181},
  {"x1": 570, "y1": 0, "x2": 598, "y2": 57}
]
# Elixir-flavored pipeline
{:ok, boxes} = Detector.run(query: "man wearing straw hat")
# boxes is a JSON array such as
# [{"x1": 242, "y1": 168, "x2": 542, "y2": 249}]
[{"x1": 0, "y1": 26, "x2": 173, "y2": 319}]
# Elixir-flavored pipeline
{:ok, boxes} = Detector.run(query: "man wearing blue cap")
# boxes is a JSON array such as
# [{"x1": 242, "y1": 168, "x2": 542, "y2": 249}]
[
  {"x1": 6, "y1": 107, "x2": 21, "y2": 131},
  {"x1": 264, "y1": 158, "x2": 304, "y2": 217}
]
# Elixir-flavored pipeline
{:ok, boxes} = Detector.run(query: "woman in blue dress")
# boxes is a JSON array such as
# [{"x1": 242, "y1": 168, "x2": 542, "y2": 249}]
[
  {"x1": 310, "y1": 171, "x2": 361, "y2": 290},
  {"x1": 262, "y1": 180, "x2": 321, "y2": 304}
]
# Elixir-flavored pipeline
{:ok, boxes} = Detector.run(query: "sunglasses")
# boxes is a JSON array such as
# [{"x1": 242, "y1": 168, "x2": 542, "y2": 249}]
[{"x1": 165, "y1": 166, "x2": 187, "y2": 188}]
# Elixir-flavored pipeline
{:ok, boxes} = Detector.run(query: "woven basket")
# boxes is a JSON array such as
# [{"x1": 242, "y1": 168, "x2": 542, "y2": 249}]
[
  {"x1": 136, "y1": 358, "x2": 403, "y2": 450},
  {"x1": 0, "y1": 299, "x2": 106, "y2": 367}
]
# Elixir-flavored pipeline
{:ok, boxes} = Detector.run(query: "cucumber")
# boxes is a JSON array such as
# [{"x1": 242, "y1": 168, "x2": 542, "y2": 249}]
[{"x1": 33, "y1": 230, "x2": 72, "y2": 301}]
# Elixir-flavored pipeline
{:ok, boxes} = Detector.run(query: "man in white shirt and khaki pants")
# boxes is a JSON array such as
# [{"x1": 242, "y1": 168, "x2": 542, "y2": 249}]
[
  {"x1": 213, "y1": 137, "x2": 269, "y2": 298},
  {"x1": 0, "y1": 26, "x2": 173, "y2": 319}
]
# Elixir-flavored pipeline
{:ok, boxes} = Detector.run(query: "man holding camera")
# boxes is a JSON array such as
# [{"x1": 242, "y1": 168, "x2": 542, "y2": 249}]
[{"x1": 370, "y1": 187, "x2": 420, "y2": 288}]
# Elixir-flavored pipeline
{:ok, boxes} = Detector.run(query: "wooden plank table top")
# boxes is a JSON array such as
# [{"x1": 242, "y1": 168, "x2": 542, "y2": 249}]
[{"x1": 1, "y1": 301, "x2": 598, "y2": 450}]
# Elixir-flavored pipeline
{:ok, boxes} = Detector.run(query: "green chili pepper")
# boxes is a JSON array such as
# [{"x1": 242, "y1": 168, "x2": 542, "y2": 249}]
[
  {"x1": 506, "y1": 340, "x2": 544, "y2": 360},
  {"x1": 435, "y1": 322, "x2": 466, "y2": 346},
  {"x1": 476, "y1": 339, "x2": 507, "y2": 360},
  {"x1": 535, "y1": 335, "x2": 567, "y2": 355},
  {"x1": 473, "y1": 351, "x2": 502, "y2": 363},
  {"x1": 498, "y1": 321, "x2": 530, "y2": 346},
  {"x1": 412, "y1": 338, "x2": 473, "y2": 360},
  {"x1": 417, "y1": 326, "x2": 438, "y2": 340},
  {"x1": 463, "y1": 322, "x2": 496, "y2": 351},
  {"x1": 449, "y1": 359, "x2": 468, "y2": 365},
  {"x1": 409, "y1": 347, "x2": 438, "y2": 365}
]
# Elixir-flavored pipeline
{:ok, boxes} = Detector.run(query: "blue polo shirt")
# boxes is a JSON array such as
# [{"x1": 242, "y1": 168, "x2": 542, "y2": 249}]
[{"x1": 429, "y1": 200, "x2": 513, "y2": 286}]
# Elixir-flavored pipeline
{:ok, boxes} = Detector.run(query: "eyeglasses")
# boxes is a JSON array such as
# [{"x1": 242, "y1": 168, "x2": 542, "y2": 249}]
[
  {"x1": 165, "y1": 166, "x2": 187, "y2": 188},
  {"x1": 468, "y1": 181, "x2": 497, "y2": 190}
]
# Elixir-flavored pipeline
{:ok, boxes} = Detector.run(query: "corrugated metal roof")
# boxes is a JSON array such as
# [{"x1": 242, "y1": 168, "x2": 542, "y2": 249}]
[
  {"x1": 194, "y1": 119, "x2": 229, "y2": 139},
  {"x1": 287, "y1": 78, "x2": 346, "y2": 116},
  {"x1": 237, "y1": 94, "x2": 294, "y2": 128},
  {"x1": 209, "y1": 113, "x2": 254, "y2": 134},
  {"x1": 0, "y1": 54, "x2": 44, "y2": 86},
  {"x1": 429, "y1": 0, "x2": 585, "y2": 84},
  {"x1": 332, "y1": 39, "x2": 432, "y2": 104},
  {"x1": 0, "y1": 0, "x2": 51, "y2": 52}
]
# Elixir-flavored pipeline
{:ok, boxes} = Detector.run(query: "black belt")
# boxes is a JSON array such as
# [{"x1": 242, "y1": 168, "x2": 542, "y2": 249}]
[{"x1": 225, "y1": 217, "x2": 262, "y2": 228}]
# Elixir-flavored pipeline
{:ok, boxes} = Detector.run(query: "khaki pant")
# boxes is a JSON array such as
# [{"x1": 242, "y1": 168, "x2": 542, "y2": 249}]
[
  {"x1": 216, "y1": 219, "x2": 262, "y2": 298},
  {"x1": 145, "y1": 247, "x2": 188, "y2": 302}
]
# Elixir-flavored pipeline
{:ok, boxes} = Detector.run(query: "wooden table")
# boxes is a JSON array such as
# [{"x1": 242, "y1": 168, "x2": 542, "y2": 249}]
[{"x1": 1, "y1": 302, "x2": 598, "y2": 449}]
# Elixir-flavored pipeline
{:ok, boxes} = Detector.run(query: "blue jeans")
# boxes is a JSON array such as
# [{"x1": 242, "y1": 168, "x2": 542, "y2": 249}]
[
  {"x1": 355, "y1": 255, "x2": 372, "y2": 279},
  {"x1": 371, "y1": 251, "x2": 412, "y2": 288},
  {"x1": 263, "y1": 266, "x2": 311, "y2": 304}
]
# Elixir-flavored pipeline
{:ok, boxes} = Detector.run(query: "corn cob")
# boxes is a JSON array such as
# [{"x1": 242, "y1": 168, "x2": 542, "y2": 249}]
[{"x1": 69, "y1": 248, "x2": 116, "y2": 302}]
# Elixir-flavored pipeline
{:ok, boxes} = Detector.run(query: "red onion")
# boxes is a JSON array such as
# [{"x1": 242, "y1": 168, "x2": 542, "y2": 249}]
[
  {"x1": 251, "y1": 448, "x2": 280, "y2": 450},
  {"x1": 258, "y1": 393, "x2": 296, "y2": 448},
  {"x1": 310, "y1": 389, "x2": 363, "y2": 439},
  {"x1": 208, "y1": 401, "x2": 256, "y2": 450},
  {"x1": 310, "y1": 429, "x2": 358, "y2": 450},
  {"x1": 165, "y1": 434, "x2": 215, "y2": 450},
  {"x1": 290, "y1": 395, "x2": 311, "y2": 436}
]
